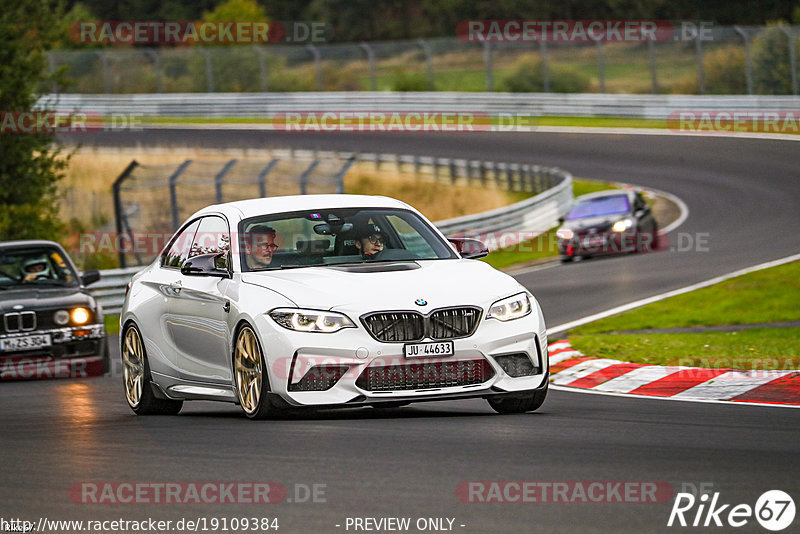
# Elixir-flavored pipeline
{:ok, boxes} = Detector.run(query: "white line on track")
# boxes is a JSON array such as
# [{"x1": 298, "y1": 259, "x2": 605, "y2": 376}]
[
  {"x1": 547, "y1": 252, "x2": 800, "y2": 337},
  {"x1": 143, "y1": 123, "x2": 800, "y2": 142},
  {"x1": 549, "y1": 384, "x2": 800, "y2": 408}
]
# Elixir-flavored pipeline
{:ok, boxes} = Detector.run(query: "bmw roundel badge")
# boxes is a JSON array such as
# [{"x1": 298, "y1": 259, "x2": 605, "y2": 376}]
[{"x1": 415, "y1": 299, "x2": 427, "y2": 306}]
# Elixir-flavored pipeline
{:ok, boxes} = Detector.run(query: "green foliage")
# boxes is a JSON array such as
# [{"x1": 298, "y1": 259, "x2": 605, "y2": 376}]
[
  {"x1": 0, "y1": 0, "x2": 69, "y2": 241},
  {"x1": 500, "y1": 54, "x2": 590, "y2": 93},
  {"x1": 752, "y1": 23, "x2": 798, "y2": 95},
  {"x1": 704, "y1": 45, "x2": 747, "y2": 94},
  {"x1": 202, "y1": 0, "x2": 267, "y2": 22},
  {"x1": 391, "y1": 71, "x2": 432, "y2": 91}
]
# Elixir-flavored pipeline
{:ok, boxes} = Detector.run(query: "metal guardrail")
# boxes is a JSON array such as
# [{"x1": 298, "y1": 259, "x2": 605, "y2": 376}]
[
  {"x1": 41, "y1": 92, "x2": 800, "y2": 120},
  {"x1": 89, "y1": 266, "x2": 143, "y2": 316},
  {"x1": 89, "y1": 156, "x2": 571, "y2": 315}
]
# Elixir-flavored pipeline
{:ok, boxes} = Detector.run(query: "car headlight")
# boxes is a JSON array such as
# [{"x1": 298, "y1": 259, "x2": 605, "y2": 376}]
[
  {"x1": 487, "y1": 293, "x2": 531, "y2": 322},
  {"x1": 612, "y1": 218, "x2": 633, "y2": 233},
  {"x1": 269, "y1": 308, "x2": 355, "y2": 333},
  {"x1": 70, "y1": 307, "x2": 91, "y2": 325},
  {"x1": 556, "y1": 228, "x2": 574, "y2": 240},
  {"x1": 54, "y1": 310, "x2": 70, "y2": 326}
]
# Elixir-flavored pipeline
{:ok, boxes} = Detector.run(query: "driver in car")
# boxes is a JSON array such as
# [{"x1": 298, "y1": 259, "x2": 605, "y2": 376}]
[
  {"x1": 22, "y1": 258, "x2": 51, "y2": 282},
  {"x1": 354, "y1": 223, "x2": 386, "y2": 259},
  {"x1": 244, "y1": 225, "x2": 279, "y2": 269}
]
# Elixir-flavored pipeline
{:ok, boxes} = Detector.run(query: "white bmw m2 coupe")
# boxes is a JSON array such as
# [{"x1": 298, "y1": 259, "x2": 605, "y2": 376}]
[{"x1": 121, "y1": 195, "x2": 548, "y2": 418}]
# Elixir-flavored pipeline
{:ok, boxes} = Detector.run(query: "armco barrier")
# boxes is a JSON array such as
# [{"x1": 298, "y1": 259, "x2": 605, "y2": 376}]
[
  {"x1": 40, "y1": 92, "x2": 800, "y2": 120},
  {"x1": 89, "y1": 159, "x2": 572, "y2": 314}
]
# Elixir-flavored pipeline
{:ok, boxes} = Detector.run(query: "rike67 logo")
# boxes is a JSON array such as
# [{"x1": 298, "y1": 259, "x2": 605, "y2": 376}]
[{"x1": 668, "y1": 490, "x2": 795, "y2": 531}]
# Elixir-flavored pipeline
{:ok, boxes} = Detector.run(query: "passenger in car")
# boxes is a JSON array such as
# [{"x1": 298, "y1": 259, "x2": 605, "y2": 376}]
[
  {"x1": 354, "y1": 223, "x2": 387, "y2": 258},
  {"x1": 244, "y1": 225, "x2": 279, "y2": 269}
]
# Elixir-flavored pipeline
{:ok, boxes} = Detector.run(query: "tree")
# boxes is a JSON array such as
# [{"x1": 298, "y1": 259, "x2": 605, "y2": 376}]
[
  {"x1": 0, "y1": 0, "x2": 70, "y2": 240},
  {"x1": 752, "y1": 23, "x2": 797, "y2": 95}
]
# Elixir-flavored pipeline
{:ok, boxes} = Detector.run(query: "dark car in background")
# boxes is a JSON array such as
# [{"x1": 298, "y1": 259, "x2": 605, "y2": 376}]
[
  {"x1": 556, "y1": 189, "x2": 658, "y2": 262},
  {"x1": 0, "y1": 240, "x2": 107, "y2": 380}
]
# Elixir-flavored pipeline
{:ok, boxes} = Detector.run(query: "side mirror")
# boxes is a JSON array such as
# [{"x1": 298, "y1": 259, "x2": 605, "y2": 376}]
[
  {"x1": 558, "y1": 217, "x2": 565, "y2": 224},
  {"x1": 81, "y1": 270, "x2": 101, "y2": 286},
  {"x1": 181, "y1": 253, "x2": 230, "y2": 278},
  {"x1": 448, "y1": 238, "x2": 489, "y2": 260}
]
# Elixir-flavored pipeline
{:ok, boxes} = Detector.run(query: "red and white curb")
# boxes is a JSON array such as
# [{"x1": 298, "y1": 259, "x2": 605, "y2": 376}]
[{"x1": 547, "y1": 340, "x2": 800, "y2": 406}]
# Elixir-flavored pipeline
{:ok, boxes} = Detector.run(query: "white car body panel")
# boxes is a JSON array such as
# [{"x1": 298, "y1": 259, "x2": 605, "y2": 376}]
[{"x1": 121, "y1": 195, "x2": 549, "y2": 411}]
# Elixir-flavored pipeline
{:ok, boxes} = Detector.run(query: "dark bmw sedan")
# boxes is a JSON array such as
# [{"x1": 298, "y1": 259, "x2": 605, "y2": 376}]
[
  {"x1": 0, "y1": 240, "x2": 107, "y2": 380},
  {"x1": 556, "y1": 189, "x2": 659, "y2": 262}
]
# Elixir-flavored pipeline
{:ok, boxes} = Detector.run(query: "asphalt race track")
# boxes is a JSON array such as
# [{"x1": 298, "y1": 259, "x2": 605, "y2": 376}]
[{"x1": 1, "y1": 130, "x2": 798, "y2": 533}]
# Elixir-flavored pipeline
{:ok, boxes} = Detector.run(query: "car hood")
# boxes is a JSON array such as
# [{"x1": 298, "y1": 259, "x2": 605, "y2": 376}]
[
  {"x1": 0, "y1": 286, "x2": 94, "y2": 312},
  {"x1": 561, "y1": 214, "x2": 628, "y2": 232},
  {"x1": 241, "y1": 259, "x2": 523, "y2": 311}
]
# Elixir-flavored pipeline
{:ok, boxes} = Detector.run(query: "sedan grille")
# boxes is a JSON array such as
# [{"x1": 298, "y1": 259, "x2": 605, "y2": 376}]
[
  {"x1": 355, "y1": 359, "x2": 494, "y2": 392},
  {"x1": 361, "y1": 307, "x2": 481, "y2": 342}
]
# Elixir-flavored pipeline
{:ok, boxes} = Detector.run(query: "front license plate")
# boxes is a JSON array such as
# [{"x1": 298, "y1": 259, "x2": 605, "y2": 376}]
[
  {"x1": 583, "y1": 235, "x2": 605, "y2": 247},
  {"x1": 404, "y1": 341, "x2": 454, "y2": 358},
  {"x1": 0, "y1": 334, "x2": 52, "y2": 352}
]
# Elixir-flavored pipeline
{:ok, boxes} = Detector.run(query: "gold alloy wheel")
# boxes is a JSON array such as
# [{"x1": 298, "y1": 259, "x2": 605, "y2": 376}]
[
  {"x1": 122, "y1": 327, "x2": 145, "y2": 407},
  {"x1": 234, "y1": 326, "x2": 263, "y2": 414}
]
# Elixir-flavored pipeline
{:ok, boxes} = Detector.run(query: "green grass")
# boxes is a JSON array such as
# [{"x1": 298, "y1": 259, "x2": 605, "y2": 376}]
[
  {"x1": 569, "y1": 261, "x2": 800, "y2": 369},
  {"x1": 104, "y1": 314, "x2": 120, "y2": 335},
  {"x1": 573, "y1": 261, "x2": 800, "y2": 334},
  {"x1": 570, "y1": 329, "x2": 800, "y2": 370},
  {"x1": 143, "y1": 115, "x2": 669, "y2": 130},
  {"x1": 481, "y1": 178, "x2": 616, "y2": 270}
]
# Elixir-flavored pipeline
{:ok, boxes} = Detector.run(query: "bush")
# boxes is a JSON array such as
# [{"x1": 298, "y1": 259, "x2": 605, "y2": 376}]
[
  {"x1": 500, "y1": 54, "x2": 590, "y2": 93},
  {"x1": 752, "y1": 23, "x2": 798, "y2": 95},
  {"x1": 391, "y1": 70, "x2": 432, "y2": 91},
  {"x1": 704, "y1": 46, "x2": 747, "y2": 94}
]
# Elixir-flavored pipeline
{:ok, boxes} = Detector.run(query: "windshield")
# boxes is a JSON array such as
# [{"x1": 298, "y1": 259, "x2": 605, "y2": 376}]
[
  {"x1": 0, "y1": 246, "x2": 79, "y2": 289},
  {"x1": 566, "y1": 195, "x2": 630, "y2": 220},
  {"x1": 238, "y1": 207, "x2": 458, "y2": 271}
]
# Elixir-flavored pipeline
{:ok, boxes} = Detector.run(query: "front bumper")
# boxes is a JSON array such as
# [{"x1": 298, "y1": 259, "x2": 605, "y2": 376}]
[
  {"x1": 558, "y1": 231, "x2": 640, "y2": 257},
  {"x1": 253, "y1": 312, "x2": 548, "y2": 406},
  {"x1": 0, "y1": 324, "x2": 106, "y2": 380}
]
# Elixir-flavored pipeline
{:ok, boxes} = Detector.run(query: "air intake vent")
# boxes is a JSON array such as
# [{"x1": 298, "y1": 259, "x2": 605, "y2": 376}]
[{"x1": 356, "y1": 359, "x2": 494, "y2": 392}]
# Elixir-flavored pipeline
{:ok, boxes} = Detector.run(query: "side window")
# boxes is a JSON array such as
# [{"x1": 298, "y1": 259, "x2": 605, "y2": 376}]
[
  {"x1": 190, "y1": 216, "x2": 231, "y2": 269},
  {"x1": 385, "y1": 215, "x2": 437, "y2": 258},
  {"x1": 162, "y1": 220, "x2": 200, "y2": 268}
]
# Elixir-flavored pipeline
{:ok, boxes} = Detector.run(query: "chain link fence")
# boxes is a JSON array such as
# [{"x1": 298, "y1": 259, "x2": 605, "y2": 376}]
[
  {"x1": 112, "y1": 153, "x2": 353, "y2": 267},
  {"x1": 49, "y1": 26, "x2": 800, "y2": 95}
]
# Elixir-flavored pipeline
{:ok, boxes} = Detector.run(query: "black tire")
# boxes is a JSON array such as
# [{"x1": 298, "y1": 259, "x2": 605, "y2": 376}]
[
  {"x1": 560, "y1": 255, "x2": 573, "y2": 263},
  {"x1": 233, "y1": 324, "x2": 287, "y2": 420},
  {"x1": 487, "y1": 382, "x2": 548, "y2": 414},
  {"x1": 122, "y1": 324, "x2": 183, "y2": 415}
]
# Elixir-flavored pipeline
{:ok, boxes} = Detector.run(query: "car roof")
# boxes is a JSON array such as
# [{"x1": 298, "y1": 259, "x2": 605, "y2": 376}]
[
  {"x1": 189, "y1": 194, "x2": 415, "y2": 221},
  {"x1": 574, "y1": 189, "x2": 637, "y2": 202},
  {"x1": 0, "y1": 239, "x2": 64, "y2": 250}
]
